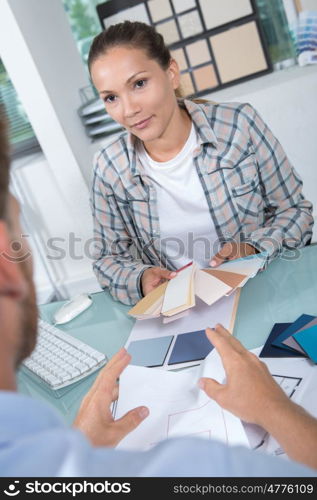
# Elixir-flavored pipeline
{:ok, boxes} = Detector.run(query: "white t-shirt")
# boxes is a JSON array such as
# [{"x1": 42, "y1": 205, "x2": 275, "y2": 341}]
[{"x1": 138, "y1": 123, "x2": 218, "y2": 268}]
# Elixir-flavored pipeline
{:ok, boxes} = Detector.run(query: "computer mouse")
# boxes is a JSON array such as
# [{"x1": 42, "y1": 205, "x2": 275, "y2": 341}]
[{"x1": 53, "y1": 294, "x2": 93, "y2": 325}]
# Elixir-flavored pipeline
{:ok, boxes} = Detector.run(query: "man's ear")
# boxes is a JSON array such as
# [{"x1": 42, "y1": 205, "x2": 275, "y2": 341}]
[{"x1": 0, "y1": 220, "x2": 27, "y2": 300}]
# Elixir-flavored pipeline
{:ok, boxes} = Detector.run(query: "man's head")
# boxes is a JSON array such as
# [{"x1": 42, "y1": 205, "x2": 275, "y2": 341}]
[{"x1": 0, "y1": 111, "x2": 38, "y2": 373}]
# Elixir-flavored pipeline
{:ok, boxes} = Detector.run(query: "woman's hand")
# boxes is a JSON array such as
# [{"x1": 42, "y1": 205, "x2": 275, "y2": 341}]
[
  {"x1": 209, "y1": 242, "x2": 257, "y2": 267},
  {"x1": 141, "y1": 267, "x2": 176, "y2": 296}
]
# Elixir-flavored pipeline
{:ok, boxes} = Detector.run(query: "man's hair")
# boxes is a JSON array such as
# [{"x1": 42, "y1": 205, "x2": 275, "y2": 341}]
[{"x1": 0, "y1": 108, "x2": 10, "y2": 219}]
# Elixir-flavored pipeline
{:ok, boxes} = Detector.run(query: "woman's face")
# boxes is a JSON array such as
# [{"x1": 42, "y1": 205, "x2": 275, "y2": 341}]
[{"x1": 90, "y1": 46, "x2": 180, "y2": 143}]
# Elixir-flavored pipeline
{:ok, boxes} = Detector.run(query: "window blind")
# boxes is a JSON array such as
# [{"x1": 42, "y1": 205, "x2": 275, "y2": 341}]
[{"x1": 0, "y1": 59, "x2": 40, "y2": 159}]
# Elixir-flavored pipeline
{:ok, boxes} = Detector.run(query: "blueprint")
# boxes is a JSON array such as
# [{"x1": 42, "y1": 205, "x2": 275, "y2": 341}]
[
  {"x1": 114, "y1": 349, "x2": 249, "y2": 451},
  {"x1": 115, "y1": 345, "x2": 317, "y2": 455}
]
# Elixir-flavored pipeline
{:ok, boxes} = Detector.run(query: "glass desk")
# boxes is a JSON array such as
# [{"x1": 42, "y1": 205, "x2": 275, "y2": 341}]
[{"x1": 18, "y1": 244, "x2": 317, "y2": 424}]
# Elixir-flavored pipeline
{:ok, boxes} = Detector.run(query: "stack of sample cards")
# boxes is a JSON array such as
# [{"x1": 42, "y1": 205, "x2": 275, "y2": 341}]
[
  {"x1": 128, "y1": 254, "x2": 265, "y2": 321},
  {"x1": 260, "y1": 314, "x2": 317, "y2": 363}
]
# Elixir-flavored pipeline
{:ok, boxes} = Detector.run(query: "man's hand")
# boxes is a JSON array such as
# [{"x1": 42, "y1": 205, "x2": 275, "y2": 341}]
[
  {"x1": 198, "y1": 325, "x2": 290, "y2": 428},
  {"x1": 141, "y1": 267, "x2": 176, "y2": 296},
  {"x1": 73, "y1": 348, "x2": 149, "y2": 447},
  {"x1": 209, "y1": 242, "x2": 257, "y2": 267},
  {"x1": 199, "y1": 325, "x2": 317, "y2": 471}
]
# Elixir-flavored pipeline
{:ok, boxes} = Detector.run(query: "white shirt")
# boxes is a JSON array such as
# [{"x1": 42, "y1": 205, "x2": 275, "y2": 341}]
[{"x1": 138, "y1": 124, "x2": 218, "y2": 269}]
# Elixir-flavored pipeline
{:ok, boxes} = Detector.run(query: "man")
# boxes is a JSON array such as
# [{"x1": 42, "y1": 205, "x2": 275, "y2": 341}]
[{"x1": 0, "y1": 114, "x2": 316, "y2": 476}]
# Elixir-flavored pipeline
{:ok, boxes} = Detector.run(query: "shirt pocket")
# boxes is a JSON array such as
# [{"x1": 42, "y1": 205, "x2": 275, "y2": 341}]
[{"x1": 230, "y1": 175, "x2": 263, "y2": 227}]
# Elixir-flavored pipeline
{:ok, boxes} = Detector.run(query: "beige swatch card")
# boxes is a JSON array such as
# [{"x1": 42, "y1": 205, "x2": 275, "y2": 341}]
[
  {"x1": 128, "y1": 282, "x2": 168, "y2": 318},
  {"x1": 195, "y1": 269, "x2": 232, "y2": 306},
  {"x1": 161, "y1": 264, "x2": 196, "y2": 317},
  {"x1": 203, "y1": 269, "x2": 246, "y2": 289}
]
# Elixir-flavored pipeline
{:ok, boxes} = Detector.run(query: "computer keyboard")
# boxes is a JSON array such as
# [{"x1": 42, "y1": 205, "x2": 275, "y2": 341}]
[{"x1": 22, "y1": 319, "x2": 107, "y2": 390}]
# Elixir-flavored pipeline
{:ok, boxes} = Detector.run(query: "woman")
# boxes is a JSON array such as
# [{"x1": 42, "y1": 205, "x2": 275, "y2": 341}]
[{"x1": 88, "y1": 21, "x2": 313, "y2": 306}]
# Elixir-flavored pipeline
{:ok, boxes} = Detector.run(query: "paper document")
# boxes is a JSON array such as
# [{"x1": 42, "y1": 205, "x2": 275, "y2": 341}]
[
  {"x1": 117, "y1": 340, "x2": 317, "y2": 457},
  {"x1": 115, "y1": 349, "x2": 249, "y2": 451}
]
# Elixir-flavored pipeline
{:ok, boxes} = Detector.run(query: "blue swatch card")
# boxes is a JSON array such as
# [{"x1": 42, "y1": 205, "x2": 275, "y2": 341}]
[
  {"x1": 127, "y1": 336, "x2": 173, "y2": 367},
  {"x1": 272, "y1": 314, "x2": 316, "y2": 354},
  {"x1": 168, "y1": 329, "x2": 213, "y2": 365},
  {"x1": 293, "y1": 325, "x2": 317, "y2": 363},
  {"x1": 259, "y1": 323, "x2": 304, "y2": 358}
]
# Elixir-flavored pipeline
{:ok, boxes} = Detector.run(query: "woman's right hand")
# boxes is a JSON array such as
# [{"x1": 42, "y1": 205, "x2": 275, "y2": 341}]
[{"x1": 141, "y1": 267, "x2": 176, "y2": 296}]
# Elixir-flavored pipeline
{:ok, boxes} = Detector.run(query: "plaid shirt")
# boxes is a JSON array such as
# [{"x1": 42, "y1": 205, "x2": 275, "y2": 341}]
[{"x1": 90, "y1": 100, "x2": 313, "y2": 305}]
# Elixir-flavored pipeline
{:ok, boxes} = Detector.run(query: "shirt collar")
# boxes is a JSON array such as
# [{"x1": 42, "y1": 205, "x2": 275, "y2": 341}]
[
  {"x1": 127, "y1": 132, "x2": 141, "y2": 178},
  {"x1": 181, "y1": 99, "x2": 218, "y2": 147},
  {"x1": 127, "y1": 99, "x2": 218, "y2": 178}
]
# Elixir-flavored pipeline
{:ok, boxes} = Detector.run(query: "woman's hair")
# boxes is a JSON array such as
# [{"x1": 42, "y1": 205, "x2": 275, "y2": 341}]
[
  {"x1": 88, "y1": 21, "x2": 183, "y2": 97},
  {"x1": 88, "y1": 21, "x2": 171, "y2": 73}
]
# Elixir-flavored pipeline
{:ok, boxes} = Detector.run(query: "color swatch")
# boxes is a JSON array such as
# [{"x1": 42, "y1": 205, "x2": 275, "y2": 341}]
[
  {"x1": 127, "y1": 329, "x2": 214, "y2": 368},
  {"x1": 168, "y1": 329, "x2": 214, "y2": 365},
  {"x1": 210, "y1": 21, "x2": 268, "y2": 84},
  {"x1": 283, "y1": 317, "x2": 317, "y2": 354},
  {"x1": 259, "y1": 323, "x2": 304, "y2": 358},
  {"x1": 293, "y1": 325, "x2": 317, "y2": 363},
  {"x1": 148, "y1": 0, "x2": 172, "y2": 22},
  {"x1": 127, "y1": 335, "x2": 173, "y2": 367},
  {"x1": 172, "y1": 0, "x2": 196, "y2": 14},
  {"x1": 101, "y1": 2, "x2": 150, "y2": 28},
  {"x1": 272, "y1": 314, "x2": 315, "y2": 353},
  {"x1": 199, "y1": 0, "x2": 253, "y2": 30}
]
